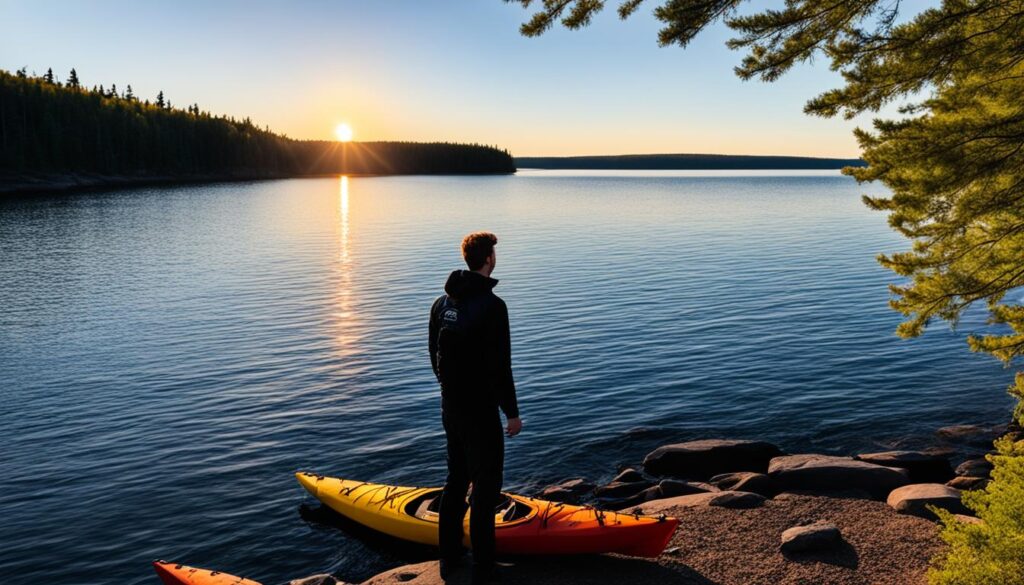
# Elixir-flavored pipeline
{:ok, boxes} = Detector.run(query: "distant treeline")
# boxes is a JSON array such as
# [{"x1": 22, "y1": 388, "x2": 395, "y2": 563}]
[
  {"x1": 0, "y1": 67, "x2": 515, "y2": 185},
  {"x1": 516, "y1": 153, "x2": 865, "y2": 170}
]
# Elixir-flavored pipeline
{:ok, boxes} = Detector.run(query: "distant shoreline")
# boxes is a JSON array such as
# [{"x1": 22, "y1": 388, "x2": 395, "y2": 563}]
[
  {"x1": 516, "y1": 153, "x2": 865, "y2": 170},
  {"x1": 0, "y1": 170, "x2": 516, "y2": 196},
  {"x1": 0, "y1": 162, "x2": 857, "y2": 196}
]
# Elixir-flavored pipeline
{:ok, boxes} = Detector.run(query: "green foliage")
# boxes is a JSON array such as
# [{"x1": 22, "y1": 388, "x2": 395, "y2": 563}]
[
  {"x1": 930, "y1": 437, "x2": 1024, "y2": 585},
  {"x1": 0, "y1": 69, "x2": 515, "y2": 178}
]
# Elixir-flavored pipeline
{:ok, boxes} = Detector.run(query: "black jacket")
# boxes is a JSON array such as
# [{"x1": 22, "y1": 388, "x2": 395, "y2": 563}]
[{"x1": 429, "y1": 270, "x2": 519, "y2": 419}]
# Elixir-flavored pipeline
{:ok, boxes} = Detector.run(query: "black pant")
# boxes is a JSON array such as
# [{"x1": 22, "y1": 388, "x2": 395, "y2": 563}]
[{"x1": 438, "y1": 404, "x2": 504, "y2": 569}]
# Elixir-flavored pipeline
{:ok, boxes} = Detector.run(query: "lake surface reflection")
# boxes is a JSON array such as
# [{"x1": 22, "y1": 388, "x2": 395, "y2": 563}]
[{"x1": 0, "y1": 171, "x2": 1014, "y2": 584}]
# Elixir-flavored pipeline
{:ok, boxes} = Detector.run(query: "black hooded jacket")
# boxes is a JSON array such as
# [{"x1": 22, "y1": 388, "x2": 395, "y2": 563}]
[{"x1": 429, "y1": 270, "x2": 519, "y2": 419}]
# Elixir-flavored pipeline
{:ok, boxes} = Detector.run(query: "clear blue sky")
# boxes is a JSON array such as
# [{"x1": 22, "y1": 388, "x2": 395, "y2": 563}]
[{"x1": 1, "y1": 0, "x2": 882, "y2": 157}]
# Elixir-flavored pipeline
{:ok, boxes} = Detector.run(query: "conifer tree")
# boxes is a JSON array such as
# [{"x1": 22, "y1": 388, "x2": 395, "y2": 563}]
[
  {"x1": 156, "y1": 90, "x2": 165, "y2": 108},
  {"x1": 43, "y1": 68, "x2": 54, "y2": 84},
  {"x1": 125, "y1": 85, "x2": 134, "y2": 101},
  {"x1": 0, "y1": 67, "x2": 515, "y2": 180},
  {"x1": 67, "y1": 68, "x2": 79, "y2": 88},
  {"x1": 109, "y1": 83, "x2": 117, "y2": 98}
]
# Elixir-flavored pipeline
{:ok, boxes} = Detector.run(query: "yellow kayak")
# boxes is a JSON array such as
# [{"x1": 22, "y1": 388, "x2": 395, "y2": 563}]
[{"x1": 296, "y1": 472, "x2": 678, "y2": 557}]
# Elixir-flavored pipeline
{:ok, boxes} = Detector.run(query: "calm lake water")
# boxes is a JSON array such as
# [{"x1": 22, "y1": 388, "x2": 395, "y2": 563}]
[{"x1": 0, "y1": 170, "x2": 1015, "y2": 584}]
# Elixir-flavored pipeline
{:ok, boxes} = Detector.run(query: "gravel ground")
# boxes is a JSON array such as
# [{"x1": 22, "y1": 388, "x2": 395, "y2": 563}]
[{"x1": 359, "y1": 493, "x2": 945, "y2": 585}]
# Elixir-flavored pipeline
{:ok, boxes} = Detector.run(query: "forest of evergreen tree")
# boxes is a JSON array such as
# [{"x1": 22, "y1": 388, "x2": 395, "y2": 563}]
[{"x1": 0, "y1": 68, "x2": 516, "y2": 184}]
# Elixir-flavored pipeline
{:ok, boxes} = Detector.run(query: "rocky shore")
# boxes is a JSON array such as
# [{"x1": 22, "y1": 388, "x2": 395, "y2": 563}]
[{"x1": 297, "y1": 421, "x2": 1014, "y2": 585}]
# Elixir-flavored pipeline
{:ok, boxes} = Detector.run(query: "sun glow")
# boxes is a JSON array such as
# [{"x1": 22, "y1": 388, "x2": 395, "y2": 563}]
[{"x1": 335, "y1": 123, "x2": 354, "y2": 142}]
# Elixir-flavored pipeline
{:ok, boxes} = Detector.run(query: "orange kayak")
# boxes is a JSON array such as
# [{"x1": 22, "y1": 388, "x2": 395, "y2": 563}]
[
  {"x1": 296, "y1": 472, "x2": 679, "y2": 558},
  {"x1": 153, "y1": 561, "x2": 261, "y2": 585}
]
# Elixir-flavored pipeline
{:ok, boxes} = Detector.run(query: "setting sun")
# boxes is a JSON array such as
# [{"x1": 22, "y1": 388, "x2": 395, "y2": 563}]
[{"x1": 335, "y1": 123, "x2": 353, "y2": 142}]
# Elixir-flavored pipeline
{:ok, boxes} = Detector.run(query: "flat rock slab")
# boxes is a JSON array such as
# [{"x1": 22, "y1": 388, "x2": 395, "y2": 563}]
[
  {"x1": 768, "y1": 454, "x2": 909, "y2": 499},
  {"x1": 643, "y1": 439, "x2": 784, "y2": 479},
  {"x1": 709, "y1": 472, "x2": 779, "y2": 497},
  {"x1": 780, "y1": 521, "x2": 843, "y2": 554},
  {"x1": 636, "y1": 490, "x2": 765, "y2": 514},
  {"x1": 854, "y1": 450, "x2": 954, "y2": 483},
  {"x1": 887, "y1": 483, "x2": 970, "y2": 520}
]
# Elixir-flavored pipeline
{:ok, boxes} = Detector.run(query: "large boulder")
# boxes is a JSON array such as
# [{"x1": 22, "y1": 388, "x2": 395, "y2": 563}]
[
  {"x1": 767, "y1": 454, "x2": 909, "y2": 499},
  {"x1": 642, "y1": 439, "x2": 784, "y2": 479},
  {"x1": 708, "y1": 472, "x2": 779, "y2": 497},
  {"x1": 637, "y1": 490, "x2": 765, "y2": 514},
  {"x1": 887, "y1": 483, "x2": 969, "y2": 520},
  {"x1": 780, "y1": 522, "x2": 843, "y2": 554},
  {"x1": 955, "y1": 458, "x2": 993, "y2": 478},
  {"x1": 854, "y1": 450, "x2": 954, "y2": 483}
]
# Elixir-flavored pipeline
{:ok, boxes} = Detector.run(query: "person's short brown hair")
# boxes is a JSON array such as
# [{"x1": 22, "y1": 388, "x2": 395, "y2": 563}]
[{"x1": 461, "y1": 232, "x2": 498, "y2": 271}]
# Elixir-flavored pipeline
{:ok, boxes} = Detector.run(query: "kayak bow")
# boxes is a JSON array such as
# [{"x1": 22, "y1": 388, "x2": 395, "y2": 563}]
[{"x1": 153, "y1": 560, "x2": 261, "y2": 585}]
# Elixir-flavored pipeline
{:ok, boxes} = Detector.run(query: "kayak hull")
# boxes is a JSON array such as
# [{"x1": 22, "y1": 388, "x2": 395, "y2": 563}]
[
  {"x1": 295, "y1": 472, "x2": 678, "y2": 558},
  {"x1": 153, "y1": 561, "x2": 261, "y2": 585}
]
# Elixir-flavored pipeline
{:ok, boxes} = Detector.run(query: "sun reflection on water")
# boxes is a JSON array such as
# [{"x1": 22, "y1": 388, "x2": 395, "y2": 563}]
[
  {"x1": 333, "y1": 175, "x2": 363, "y2": 354},
  {"x1": 340, "y1": 175, "x2": 350, "y2": 263}
]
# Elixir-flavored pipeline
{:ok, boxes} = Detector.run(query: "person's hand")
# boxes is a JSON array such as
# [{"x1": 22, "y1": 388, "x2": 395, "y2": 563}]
[{"x1": 506, "y1": 417, "x2": 522, "y2": 437}]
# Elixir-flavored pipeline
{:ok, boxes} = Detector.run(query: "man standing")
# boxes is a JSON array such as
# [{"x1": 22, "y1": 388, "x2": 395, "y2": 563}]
[{"x1": 429, "y1": 232, "x2": 522, "y2": 584}]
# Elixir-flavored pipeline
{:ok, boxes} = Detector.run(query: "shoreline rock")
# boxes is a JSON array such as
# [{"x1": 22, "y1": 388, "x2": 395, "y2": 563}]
[
  {"x1": 854, "y1": 450, "x2": 954, "y2": 483},
  {"x1": 886, "y1": 483, "x2": 970, "y2": 520},
  {"x1": 780, "y1": 521, "x2": 843, "y2": 554},
  {"x1": 708, "y1": 472, "x2": 779, "y2": 497},
  {"x1": 767, "y1": 454, "x2": 910, "y2": 499},
  {"x1": 642, "y1": 439, "x2": 784, "y2": 479},
  {"x1": 954, "y1": 457, "x2": 993, "y2": 478}
]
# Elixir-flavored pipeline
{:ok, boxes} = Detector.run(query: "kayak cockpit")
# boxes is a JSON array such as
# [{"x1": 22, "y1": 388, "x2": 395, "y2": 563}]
[{"x1": 405, "y1": 490, "x2": 534, "y2": 524}]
